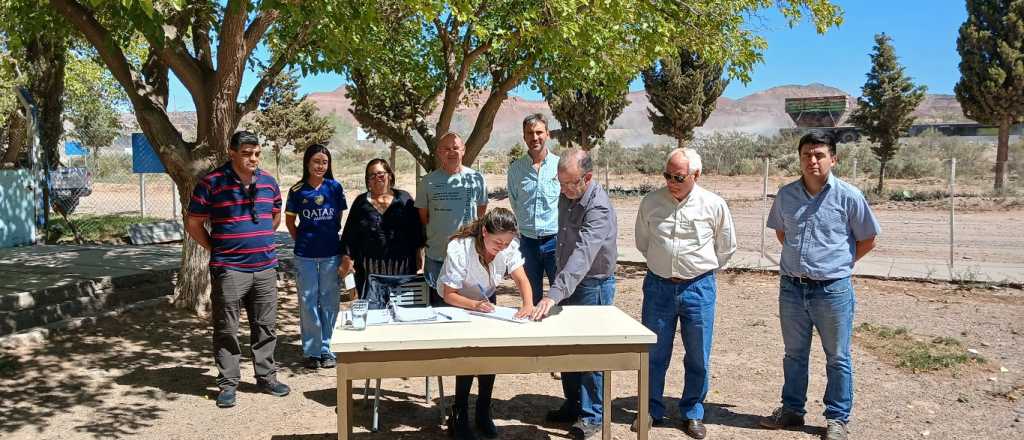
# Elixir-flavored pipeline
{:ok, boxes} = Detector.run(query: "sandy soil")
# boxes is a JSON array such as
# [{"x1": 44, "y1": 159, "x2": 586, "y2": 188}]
[{"x1": 2, "y1": 269, "x2": 1022, "y2": 440}]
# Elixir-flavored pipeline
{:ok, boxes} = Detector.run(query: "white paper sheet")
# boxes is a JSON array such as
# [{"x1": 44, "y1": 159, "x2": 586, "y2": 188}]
[{"x1": 469, "y1": 306, "x2": 529, "y2": 323}]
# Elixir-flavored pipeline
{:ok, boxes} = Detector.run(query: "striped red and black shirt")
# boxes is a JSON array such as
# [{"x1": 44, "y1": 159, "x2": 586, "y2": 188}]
[{"x1": 188, "y1": 162, "x2": 282, "y2": 272}]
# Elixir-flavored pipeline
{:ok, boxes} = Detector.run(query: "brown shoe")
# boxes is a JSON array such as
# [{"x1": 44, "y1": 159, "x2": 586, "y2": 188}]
[{"x1": 682, "y1": 419, "x2": 706, "y2": 439}]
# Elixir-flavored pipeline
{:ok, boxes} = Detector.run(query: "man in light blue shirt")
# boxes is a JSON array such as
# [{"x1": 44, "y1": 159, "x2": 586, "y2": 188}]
[
  {"x1": 507, "y1": 114, "x2": 560, "y2": 305},
  {"x1": 416, "y1": 132, "x2": 488, "y2": 301},
  {"x1": 761, "y1": 130, "x2": 880, "y2": 440}
]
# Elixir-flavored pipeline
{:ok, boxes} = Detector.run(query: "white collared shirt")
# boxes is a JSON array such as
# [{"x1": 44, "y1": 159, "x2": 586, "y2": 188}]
[
  {"x1": 439, "y1": 237, "x2": 525, "y2": 300},
  {"x1": 635, "y1": 185, "x2": 737, "y2": 279}
]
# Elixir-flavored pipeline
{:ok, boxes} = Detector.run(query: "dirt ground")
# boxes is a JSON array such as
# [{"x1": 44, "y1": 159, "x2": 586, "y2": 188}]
[{"x1": 2, "y1": 268, "x2": 1022, "y2": 440}]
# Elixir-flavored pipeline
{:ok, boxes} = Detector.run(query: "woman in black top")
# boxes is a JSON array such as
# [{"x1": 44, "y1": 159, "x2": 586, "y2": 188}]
[{"x1": 339, "y1": 159, "x2": 425, "y2": 296}]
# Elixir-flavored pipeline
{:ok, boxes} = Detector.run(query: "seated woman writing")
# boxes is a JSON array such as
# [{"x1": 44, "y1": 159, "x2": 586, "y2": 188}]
[{"x1": 437, "y1": 207, "x2": 534, "y2": 440}]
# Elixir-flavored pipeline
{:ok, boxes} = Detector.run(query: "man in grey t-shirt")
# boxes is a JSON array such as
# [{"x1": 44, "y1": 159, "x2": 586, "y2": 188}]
[{"x1": 416, "y1": 132, "x2": 488, "y2": 299}]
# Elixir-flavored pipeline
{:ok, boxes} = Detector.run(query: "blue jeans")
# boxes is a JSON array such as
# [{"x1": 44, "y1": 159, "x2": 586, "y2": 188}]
[
  {"x1": 559, "y1": 276, "x2": 616, "y2": 425},
  {"x1": 295, "y1": 255, "x2": 341, "y2": 360},
  {"x1": 778, "y1": 275, "x2": 856, "y2": 422},
  {"x1": 641, "y1": 270, "x2": 717, "y2": 421},
  {"x1": 424, "y1": 257, "x2": 446, "y2": 305},
  {"x1": 519, "y1": 234, "x2": 557, "y2": 305}
]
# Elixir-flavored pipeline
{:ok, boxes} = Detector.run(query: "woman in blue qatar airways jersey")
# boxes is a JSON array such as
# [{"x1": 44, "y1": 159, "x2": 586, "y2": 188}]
[{"x1": 285, "y1": 144, "x2": 347, "y2": 370}]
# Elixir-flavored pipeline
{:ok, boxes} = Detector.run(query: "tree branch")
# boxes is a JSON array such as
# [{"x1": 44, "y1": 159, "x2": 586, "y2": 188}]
[{"x1": 239, "y1": 24, "x2": 311, "y2": 116}]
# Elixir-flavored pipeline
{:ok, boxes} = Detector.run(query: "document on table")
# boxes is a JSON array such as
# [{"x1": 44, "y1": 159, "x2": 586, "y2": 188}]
[
  {"x1": 434, "y1": 307, "x2": 471, "y2": 322},
  {"x1": 366, "y1": 309, "x2": 392, "y2": 325},
  {"x1": 469, "y1": 306, "x2": 529, "y2": 323},
  {"x1": 392, "y1": 305, "x2": 437, "y2": 322}
]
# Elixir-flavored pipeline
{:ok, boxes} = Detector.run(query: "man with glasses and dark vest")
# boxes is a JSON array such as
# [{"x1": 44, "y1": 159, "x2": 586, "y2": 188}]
[
  {"x1": 632, "y1": 148, "x2": 736, "y2": 439},
  {"x1": 185, "y1": 130, "x2": 290, "y2": 408}
]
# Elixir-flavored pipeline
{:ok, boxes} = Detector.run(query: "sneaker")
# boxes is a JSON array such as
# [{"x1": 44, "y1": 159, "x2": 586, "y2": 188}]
[
  {"x1": 629, "y1": 414, "x2": 665, "y2": 432},
  {"x1": 320, "y1": 356, "x2": 336, "y2": 369},
  {"x1": 257, "y1": 378, "x2": 291, "y2": 397},
  {"x1": 567, "y1": 421, "x2": 601, "y2": 440},
  {"x1": 825, "y1": 419, "x2": 849, "y2": 440},
  {"x1": 545, "y1": 407, "x2": 578, "y2": 424},
  {"x1": 760, "y1": 406, "x2": 805, "y2": 429},
  {"x1": 216, "y1": 388, "x2": 236, "y2": 408},
  {"x1": 304, "y1": 357, "x2": 321, "y2": 369}
]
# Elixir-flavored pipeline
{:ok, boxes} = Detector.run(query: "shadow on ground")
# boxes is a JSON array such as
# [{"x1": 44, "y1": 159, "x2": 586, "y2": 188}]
[{"x1": 0, "y1": 287, "x2": 304, "y2": 438}]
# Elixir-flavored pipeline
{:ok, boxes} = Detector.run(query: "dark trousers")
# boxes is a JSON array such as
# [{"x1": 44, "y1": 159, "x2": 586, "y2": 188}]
[
  {"x1": 558, "y1": 276, "x2": 616, "y2": 425},
  {"x1": 455, "y1": 374, "x2": 496, "y2": 414},
  {"x1": 210, "y1": 267, "x2": 279, "y2": 390}
]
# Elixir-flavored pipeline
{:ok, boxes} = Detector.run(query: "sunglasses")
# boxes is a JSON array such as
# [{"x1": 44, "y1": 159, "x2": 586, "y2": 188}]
[
  {"x1": 247, "y1": 183, "x2": 260, "y2": 224},
  {"x1": 663, "y1": 172, "x2": 690, "y2": 183}
]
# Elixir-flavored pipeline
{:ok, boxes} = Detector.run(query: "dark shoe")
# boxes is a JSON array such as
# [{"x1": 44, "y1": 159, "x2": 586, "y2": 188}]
[
  {"x1": 257, "y1": 378, "x2": 291, "y2": 397},
  {"x1": 682, "y1": 419, "x2": 706, "y2": 439},
  {"x1": 216, "y1": 388, "x2": 236, "y2": 408},
  {"x1": 567, "y1": 421, "x2": 601, "y2": 440},
  {"x1": 760, "y1": 406, "x2": 805, "y2": 429},
  {"x1": 825, "y1": 419, "x2": 849, "y2": 440},
  {"x1": 545, "y1": 407, "x2": 579, "y2": 424},
  {"x1": 629, "y1": 414, "x2": 665, "y2": 432},
  {"x1": 475, "y1": 405, "x2": 498, "y2": 438},
  {"x1": 447, "y1": 404, "x2": 477, "y2": 440},
  {"x1": 320, "y1": 356, "x2": 336, "y2": 369},
  {"x1": 304, "y1": 357, "x2": 321, "y2": 369}
]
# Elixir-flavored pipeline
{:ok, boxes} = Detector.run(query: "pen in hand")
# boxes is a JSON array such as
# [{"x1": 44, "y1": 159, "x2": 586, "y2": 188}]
[{"x1": 474, "y1": 284, "x2": 495, "y2": 313}]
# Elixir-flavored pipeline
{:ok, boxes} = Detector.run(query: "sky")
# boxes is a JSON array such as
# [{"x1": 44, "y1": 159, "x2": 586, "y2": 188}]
[{"x1": 165, "y1": 1, "x2": 968, "y2": 112}]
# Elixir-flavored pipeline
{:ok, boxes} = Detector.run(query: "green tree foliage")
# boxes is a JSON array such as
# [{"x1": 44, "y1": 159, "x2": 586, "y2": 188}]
[
  {"x1": 955, "y1": 0, "x2": 1024, "y2": 191},
  {"x1": 847, "y1": 33, "x2": 926, "y2": 193},
  {"x1": 329, "y1": 1, "x2": 843, "y2": 171},
  {"x1": 249, "y1": 70, "x2": 334, "y2": 178},
  {"x1": 64, "y1": 49, "x2": 126, "y2": 158},
  {"x1": 540, "y1": 82, "x2": 629, "y2": 150},
  {"x1": 9, "y1": 0, "x2": 335, "y2": 313},
  {"x1": 643, "y1": 48, "x2": 729, "y2": 148}
]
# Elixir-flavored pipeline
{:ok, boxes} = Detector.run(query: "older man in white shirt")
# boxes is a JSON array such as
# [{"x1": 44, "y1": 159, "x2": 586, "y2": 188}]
[{"x1": 632, "y1": 148, "x2": 736, "y2": 439}]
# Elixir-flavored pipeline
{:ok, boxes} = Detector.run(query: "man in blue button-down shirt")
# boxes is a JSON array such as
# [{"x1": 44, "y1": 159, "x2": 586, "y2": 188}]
[
  {"x1": 761, "y1": 130, "x2": 880, "y2": 440},
  {"x1": 507, "y1": 114, "x2": 560, "y2": 305}
]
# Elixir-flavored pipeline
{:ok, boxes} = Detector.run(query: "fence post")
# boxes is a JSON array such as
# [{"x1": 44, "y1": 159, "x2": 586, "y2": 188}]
[
  {"x1": 390, "y1": 144, "x2": 397, "y2": 179},
  {"x1": 171, "y1": 177, "x2": 178, "y2": 221},
  {"x1": 852, "y1": 157, "x2": 858, "y2": 187},
  {"x1": 948, "y1": 158, "x2": 956, "y2": 274},
  {"x1": 759, "y1": 156, "x2": 770, "y2": 268},
  {"x1": 139, "y1": 173, "x2": 147, "y2": 217}
]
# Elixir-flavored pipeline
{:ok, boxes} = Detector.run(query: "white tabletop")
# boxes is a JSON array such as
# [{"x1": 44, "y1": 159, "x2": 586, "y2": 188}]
[{"x1": 330, "y1": 305, "x2": 657, "y2": 353}]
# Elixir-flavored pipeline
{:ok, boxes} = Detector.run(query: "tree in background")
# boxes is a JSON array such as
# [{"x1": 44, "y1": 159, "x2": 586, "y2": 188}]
[
  {"x1": 334, "y1": 1, "x2": 843, "y2": 171},
  {"x1": 15, "y1": 0, "x2": 333, "y2": 313},
  {"x1": 249, "y1": 71, "x2": 334, "y2": 180},
  {"x1": 539, "y1": 82, "x2": 630, "y2": 150},
  {"x1": 847, "y1": 33, "x2": 926, "y2": 193},
  {"x1": 64, "y1": 49, "x2": 126, "y2": 159},
  {"x1": 955, "y1": 0, "x2": 1024, "y2": 191},
  {"x1": 643, "y1": 48, "x2": 729, "y2": 149}
]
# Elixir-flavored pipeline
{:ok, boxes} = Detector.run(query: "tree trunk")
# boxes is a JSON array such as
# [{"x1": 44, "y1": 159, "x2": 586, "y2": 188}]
[
  {"x1": 877, "y1": 159, "x2": 887, "y2": 194},
  {"x1": 2, "y1": 111, "x2": 26, "y2": 165},
  {"x1": 26, "y1": 33, "x2": 68, "y2": 170},
  {"x1": 994, "y1": 117, "x2": 1010, "y2": 192}
]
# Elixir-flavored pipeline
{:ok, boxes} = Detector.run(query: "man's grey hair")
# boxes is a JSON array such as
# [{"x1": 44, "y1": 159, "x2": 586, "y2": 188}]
[
  {"x1": 558, "y1": 147, "x2": 593, "y2": 174},
  {"x1": 523, "y1": 113, "x2": 549, "y2": 131},
  {"x1": 667, "y1": 148, "x2": 702, "y2": 175},
  {"x1": 437, "y1": 131, "x2": 463, "y2": 146}
]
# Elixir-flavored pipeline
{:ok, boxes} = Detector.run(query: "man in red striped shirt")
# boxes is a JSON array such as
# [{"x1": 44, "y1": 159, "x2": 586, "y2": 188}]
[{"x1": 185, "y1": 130, "x2": 290, "y2": 408}]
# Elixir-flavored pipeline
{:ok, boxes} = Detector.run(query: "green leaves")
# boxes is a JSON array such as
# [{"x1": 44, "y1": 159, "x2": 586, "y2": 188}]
[
  {"x1": 643, "y1": 48, "x2": 729, "y2": 146},
  {"x1": 847, "y1": 33, "x2": 926, "y2": 192}
]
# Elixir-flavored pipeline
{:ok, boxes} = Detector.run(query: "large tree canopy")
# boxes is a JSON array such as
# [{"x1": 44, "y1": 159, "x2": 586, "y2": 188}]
[
  {"x1": 10, "y1": 0, "x2": 336, "y2": 313},
  {"x1": 955, "y1": 0, "x2": 1024, "y2": 191},
  {"x1": 329, "y1": 1, "x2": 843, "y2": 171}
]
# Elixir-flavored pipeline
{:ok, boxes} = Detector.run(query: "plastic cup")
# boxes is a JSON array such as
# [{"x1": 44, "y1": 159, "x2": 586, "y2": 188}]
[{"x1": 351, "y1": 299, "x2": 369, "y2": 330}]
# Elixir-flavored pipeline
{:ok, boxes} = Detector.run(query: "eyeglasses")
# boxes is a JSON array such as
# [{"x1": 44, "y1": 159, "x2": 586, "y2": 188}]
[
  {"x1": 663, "y1": 172, "x2": 690, "y2": 183},
  {"x1": 247, "y1": 183, "x2": 260, "y2": 224}
]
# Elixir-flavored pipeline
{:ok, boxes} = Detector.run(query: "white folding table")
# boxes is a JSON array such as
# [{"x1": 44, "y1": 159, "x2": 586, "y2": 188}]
[{"x1": 331, "y1": 305, "x2": 657, "y2": 439}]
